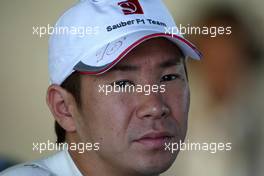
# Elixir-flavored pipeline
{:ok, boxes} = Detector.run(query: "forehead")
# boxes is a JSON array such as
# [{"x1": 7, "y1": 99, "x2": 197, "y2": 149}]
[{"x1": 110, "y1": 38, "x2": 184, "y2": 71}]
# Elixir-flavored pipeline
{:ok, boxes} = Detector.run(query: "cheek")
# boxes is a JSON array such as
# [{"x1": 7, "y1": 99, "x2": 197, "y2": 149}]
[
  {"x1": 163, "y1": 83, "x2": 190, "y2": 122},
  {"x1": 79, "y1": 93, "x2": 133, "y2": 145},
  {"x1": 163, "y1": 84, "x2": 190, "y2": 141}
]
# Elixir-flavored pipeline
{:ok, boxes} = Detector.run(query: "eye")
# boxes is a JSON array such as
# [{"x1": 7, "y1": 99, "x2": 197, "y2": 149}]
[
  {"x1": 160, "y1": 74, "x2": 181, "y2": 82},
  {"x1": 112, "y1": 80, "x2": 135, "y2": 87}
]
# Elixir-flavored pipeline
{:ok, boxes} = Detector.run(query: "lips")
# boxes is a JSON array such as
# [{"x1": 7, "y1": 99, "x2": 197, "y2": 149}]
[{"x1": 134, "y1": 131, "x2": 174, "y2": 149}]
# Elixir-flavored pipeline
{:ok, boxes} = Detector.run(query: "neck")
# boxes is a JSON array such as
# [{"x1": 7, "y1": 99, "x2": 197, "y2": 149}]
[{"x1": 69, "y1": 149, "x2": 154, "y2": 176}]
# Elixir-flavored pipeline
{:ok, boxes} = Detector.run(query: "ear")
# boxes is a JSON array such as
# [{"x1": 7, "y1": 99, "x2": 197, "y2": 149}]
[{"x1": 46, "y1": 85, "x2": 77, "y2": 132}]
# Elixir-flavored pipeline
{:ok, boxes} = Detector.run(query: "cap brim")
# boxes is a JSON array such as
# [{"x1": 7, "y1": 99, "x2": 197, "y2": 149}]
[{"x1": 74, "y1": 30, "x2": 202, "y2": 75}]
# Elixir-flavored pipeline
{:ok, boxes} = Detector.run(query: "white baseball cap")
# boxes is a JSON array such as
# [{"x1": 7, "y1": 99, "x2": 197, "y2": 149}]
[{"x1": 49, "y1": 0, "x2": 202, "y2": 85}]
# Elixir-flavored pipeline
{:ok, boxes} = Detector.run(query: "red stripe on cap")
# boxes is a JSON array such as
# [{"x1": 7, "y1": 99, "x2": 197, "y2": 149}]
[{"x1": 78, "y1": 33, "x2": 201, "y2": 75}]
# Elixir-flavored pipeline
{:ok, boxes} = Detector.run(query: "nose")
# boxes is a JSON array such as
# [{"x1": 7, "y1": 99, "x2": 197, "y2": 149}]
[{"x1": 136, "y1": 93, "x2": 170, "y2": 120}]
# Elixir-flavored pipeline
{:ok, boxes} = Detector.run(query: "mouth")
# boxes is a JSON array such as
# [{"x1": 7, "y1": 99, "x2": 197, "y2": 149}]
[{"x1": 134, "y1": 131, "x2": 174, "y2": 149}]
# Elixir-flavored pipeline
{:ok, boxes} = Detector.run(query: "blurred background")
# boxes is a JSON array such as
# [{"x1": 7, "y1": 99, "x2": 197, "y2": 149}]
[{"x1": 0, "y1": 0, "x2": 263, "y2": 175}]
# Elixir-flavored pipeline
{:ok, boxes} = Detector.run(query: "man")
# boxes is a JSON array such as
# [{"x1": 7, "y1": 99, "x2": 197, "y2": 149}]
[{"x1": 0, "y1": 0, "x2": 201, "y2": 175}]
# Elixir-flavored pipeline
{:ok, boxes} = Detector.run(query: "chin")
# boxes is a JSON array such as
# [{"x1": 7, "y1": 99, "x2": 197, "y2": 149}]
[{"x1": 133, "y1": 151, "x2": 178, "y2": 175}]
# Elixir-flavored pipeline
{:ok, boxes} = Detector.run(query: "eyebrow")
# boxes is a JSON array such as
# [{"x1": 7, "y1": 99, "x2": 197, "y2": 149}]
[{"x1": 109, "y1": 57, "x2": 183, "y2": 72}]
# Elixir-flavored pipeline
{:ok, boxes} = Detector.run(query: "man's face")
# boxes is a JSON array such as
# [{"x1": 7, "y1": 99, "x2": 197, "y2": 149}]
[{"x1": 73, "y1": 38, "x2": 190, "y2": 175}]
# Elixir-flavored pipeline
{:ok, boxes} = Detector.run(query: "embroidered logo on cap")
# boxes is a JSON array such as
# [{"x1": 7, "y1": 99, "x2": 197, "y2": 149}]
[{"x1": 118, "y1": 0, "x2": 144, "y2": 15}]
